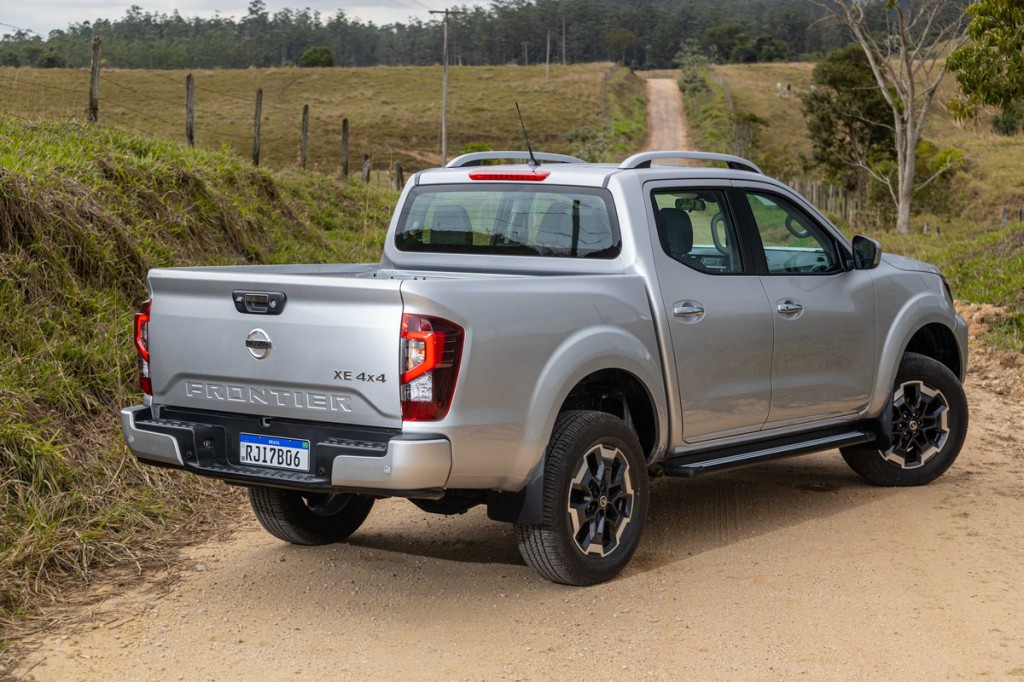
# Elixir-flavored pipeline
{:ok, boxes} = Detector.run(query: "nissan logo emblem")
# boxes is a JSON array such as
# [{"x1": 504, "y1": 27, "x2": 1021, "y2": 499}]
[{"x1": 245, "y1": 329, "x2": 272, "y2": 360}]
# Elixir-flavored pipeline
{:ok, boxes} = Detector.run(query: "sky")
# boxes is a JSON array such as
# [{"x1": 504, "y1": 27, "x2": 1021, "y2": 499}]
[{"x1": 3, "y1": 0, "x2": 486, "y2": 37}]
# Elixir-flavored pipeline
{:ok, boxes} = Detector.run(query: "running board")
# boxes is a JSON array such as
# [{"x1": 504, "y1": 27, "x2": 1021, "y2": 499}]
[{"x1": 663, "y1": 429, "x2": 874, "y2": 478}]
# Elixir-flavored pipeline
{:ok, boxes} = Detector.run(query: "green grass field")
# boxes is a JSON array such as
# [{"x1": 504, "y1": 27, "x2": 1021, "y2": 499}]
[{"x1": 0, "y1": 63, "x2": 644, "y2": 172}]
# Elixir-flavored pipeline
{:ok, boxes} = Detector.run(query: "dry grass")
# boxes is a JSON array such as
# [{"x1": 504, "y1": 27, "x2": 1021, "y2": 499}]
[{"x1": 0, "y1": 63, "x2": 640, "y2": 172}]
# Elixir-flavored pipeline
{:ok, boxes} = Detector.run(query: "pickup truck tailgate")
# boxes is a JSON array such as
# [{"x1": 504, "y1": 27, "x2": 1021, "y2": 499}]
[{"x1": 147, "y1": 265, "x2": 403, "y2": 429}]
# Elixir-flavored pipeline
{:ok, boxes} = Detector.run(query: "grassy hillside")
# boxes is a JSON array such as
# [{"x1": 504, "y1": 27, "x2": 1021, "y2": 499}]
[
  {"x1": 0, "y1": 115, "x2": 396, "y2": 633},
  {"x1": 0, "y1": 63, "x2": 645, "y2": 172}
]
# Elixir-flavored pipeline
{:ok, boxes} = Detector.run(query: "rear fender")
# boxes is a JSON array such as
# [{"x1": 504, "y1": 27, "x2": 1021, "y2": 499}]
[{"x1": 487, "y1": 325, "x2": 667, "y2": 524}]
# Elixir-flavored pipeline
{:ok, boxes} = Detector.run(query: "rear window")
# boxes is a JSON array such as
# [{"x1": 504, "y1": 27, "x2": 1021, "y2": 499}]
[{"x1": 394, "y1": 184, "x2": 620, "y2": 258}]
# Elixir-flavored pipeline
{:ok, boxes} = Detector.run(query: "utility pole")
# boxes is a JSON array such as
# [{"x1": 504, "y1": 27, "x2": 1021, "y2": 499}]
[
  {"x1": 546, "y1": 30, "x2": 551, "y2": 83},
  {"x1": 562, "y1": 16, "x2": 566, "y2": 66},
  {"x1": 523, "y1": 41, "x2": 529, "y2": 67},
  {"x1": 429, "y1": 8, "x2": 464, "y2": 165},
  {"x1": 88, "y1": 37, "x2": 102, "y2": 123}
]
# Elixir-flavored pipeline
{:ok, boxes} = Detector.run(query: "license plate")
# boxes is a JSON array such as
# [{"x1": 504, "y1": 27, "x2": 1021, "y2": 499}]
[{"x1": 239, "y1": 433, "x2": 311, "y2": 472}]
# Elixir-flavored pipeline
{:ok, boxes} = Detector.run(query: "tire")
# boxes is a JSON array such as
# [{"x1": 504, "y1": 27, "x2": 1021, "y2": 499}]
[
  {"x1": 841, "y1": 352, "x2": 968, "y2": 486},
  {"x1": 515, "y1": 410, "x2": 649, "y2": 586},
  {"x1": 247, "y1": 486, "x2": 374, "y2": 545}
]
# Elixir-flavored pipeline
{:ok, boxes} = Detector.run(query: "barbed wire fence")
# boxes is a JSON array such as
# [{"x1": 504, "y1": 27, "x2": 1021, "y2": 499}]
[{"x1": 0, "y1": 33, "x2": 410, "y2": 187}]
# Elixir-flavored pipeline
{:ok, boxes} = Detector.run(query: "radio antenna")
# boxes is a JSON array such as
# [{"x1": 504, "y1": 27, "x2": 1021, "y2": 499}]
[{"x1": 515, "y1": 102, "x2": 539, "y2": 167}]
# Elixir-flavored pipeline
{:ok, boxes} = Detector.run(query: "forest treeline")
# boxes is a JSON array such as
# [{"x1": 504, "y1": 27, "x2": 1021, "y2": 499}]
[{"x1": 0, "y1": 0, "x2": 871, "y2": 70}]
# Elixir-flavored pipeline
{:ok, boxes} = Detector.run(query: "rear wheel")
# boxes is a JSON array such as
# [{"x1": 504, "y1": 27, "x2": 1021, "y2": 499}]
[
  {"x1": 841, "y1": 352, "x2": 968, "y2": 486},
  {"x1": 248, "y1": 486, "x2": 374, "y2": 545},
  {"x1": 515, "y1": 410, "x2": 649, "y2": 586}
]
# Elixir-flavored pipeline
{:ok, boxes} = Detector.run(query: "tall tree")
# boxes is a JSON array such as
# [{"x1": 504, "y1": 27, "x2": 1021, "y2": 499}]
[
  {"x1": 947, "y1": 0, "x2": 1024, "y2": 120},
  {"x1": 817, "y1": 0, "x2": 970, "y2": 234},
  {"x1": 802, "y1": 44, "x2": 893, "y2": 192}
]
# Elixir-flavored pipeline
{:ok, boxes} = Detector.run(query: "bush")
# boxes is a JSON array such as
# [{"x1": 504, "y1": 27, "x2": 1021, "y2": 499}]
[{"x1": 300, "y1": 46, "x2": 335, "y2": 68}]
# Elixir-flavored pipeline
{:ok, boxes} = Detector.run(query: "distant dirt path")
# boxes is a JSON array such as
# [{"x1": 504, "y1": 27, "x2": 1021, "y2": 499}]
[{"x1": 644, "y1": 78, "x2": 691, "y2": 155}]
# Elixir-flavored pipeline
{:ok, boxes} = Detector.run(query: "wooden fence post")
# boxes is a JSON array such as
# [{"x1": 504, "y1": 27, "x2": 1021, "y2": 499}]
[
  {"x1": 252, "y1": 88, "x2": 262, "y2": 166},
  {"x1": 362, "y1": 154, "x2": 371, "y2": 183},
  {"x1": 392, "y1": 163, "x2": 404, "y2": 189},
  {"x1": 88, "y1": 37, "x2": 102, "y2": 123},
  {"x1": 341, "y1": 118, "x2": 349, "y2": 178},
  {"x1": 185, "y1": 73, "x2": 195, "y2": 147},
  {"x1": 300, "y1": 104, "x2": 309, "y2": 170}
]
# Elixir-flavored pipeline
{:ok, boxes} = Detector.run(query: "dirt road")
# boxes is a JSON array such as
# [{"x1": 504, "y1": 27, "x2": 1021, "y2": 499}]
[
  {"x1": 13, "y1": 364, "x2": 1024, "y2": 680},
  {"x1": 644, "y1": 78, "x2": 691, "y2": 154}
]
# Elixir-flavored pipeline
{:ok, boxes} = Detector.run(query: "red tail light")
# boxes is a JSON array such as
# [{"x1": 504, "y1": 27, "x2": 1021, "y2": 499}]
[
  {"x1": 135, "y1": 299, "x2": 152, "y2": 396},
  {"x1": 400, "y1": 313, "x2": 464, "y2": 421}
]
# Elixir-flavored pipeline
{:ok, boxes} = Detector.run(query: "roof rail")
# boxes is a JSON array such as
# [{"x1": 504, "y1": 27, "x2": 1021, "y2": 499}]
[
  {"x1": 619, "y1": 151, "x2": 762, "y2": 174},
  {"x1": 445, "y1": 151, "x2": 586, "y2": 168}
]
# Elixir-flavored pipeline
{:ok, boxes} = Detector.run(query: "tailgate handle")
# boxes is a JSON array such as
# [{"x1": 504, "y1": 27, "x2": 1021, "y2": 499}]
[{"x1": 233, "y1": 290, "x2": 287, "y2": 315}]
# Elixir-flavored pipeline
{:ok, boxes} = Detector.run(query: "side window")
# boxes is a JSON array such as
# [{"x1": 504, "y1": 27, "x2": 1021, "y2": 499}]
[
  {"x1": 745, "y1": 192, "x2": 840, "y2": 274},
  {"x1": 651, "y1": 189, "x2": 742, "y2": 274}
]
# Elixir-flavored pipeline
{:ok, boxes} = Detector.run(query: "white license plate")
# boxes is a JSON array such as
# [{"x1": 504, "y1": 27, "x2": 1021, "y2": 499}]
[{"x1": 239, "y1": 433, "x2": 311, "y2": 472}]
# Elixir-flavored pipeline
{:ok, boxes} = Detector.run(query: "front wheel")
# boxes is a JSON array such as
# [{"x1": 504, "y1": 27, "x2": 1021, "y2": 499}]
[
  {"x1": 515, "y1": 410, "x2": 649, "y2": 586},
  {"x1": 248, "y1": 486, "x2": 374, "y2": 545},
  {"x1": 841, "y1": 352, "x2": 968, "y2": 486}
]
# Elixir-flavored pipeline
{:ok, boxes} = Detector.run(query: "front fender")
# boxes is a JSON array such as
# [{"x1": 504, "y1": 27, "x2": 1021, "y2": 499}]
[{"x1": 865, "y1": 289, "x2": 965, "y2": 418}]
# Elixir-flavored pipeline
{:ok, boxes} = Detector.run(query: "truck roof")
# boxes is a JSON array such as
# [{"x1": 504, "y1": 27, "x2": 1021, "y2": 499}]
[{"x1": 413, "y1": 150, "x2": 776, "y2": 189}]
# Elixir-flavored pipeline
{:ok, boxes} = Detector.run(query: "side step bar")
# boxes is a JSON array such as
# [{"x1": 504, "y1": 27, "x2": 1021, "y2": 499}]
[{"x1": 664, "y1": 429, "x2": 875, "y2": 478}]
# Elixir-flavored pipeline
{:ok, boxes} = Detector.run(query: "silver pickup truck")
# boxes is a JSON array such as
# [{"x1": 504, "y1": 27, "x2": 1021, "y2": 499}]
[{"x1": 121, "y1": 150, "x2": 968, "y2": 585}]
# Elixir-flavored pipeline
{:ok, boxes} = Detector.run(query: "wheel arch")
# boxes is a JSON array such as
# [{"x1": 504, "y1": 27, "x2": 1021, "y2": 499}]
[
  {"x1": 866, "y1": 293, "x2": 967, "y2": 418},
  {"x1": 486, "y1": 325, "x2": 668, "y2": 525}
]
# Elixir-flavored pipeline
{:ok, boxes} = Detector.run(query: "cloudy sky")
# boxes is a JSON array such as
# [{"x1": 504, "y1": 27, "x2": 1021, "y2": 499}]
[{"x1": 4, "y1": 1, "x2": 485, "y2": 36}]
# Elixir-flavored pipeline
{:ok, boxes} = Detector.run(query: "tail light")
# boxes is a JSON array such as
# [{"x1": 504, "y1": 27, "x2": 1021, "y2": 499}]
[
  {"x1": 134, "y1": 299, "x2": 152, "y2": 396},
  {"x1": 400, "y1": 313, "x2": 464, "y2": 421}
]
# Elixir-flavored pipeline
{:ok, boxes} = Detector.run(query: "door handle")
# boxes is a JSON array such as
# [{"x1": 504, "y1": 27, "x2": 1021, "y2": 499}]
[
  {"x1": 673, "y1": 304, "x2": 705, "y2": 318},
  {"x1": 777, "y1": 300, "x2": 803, "y2": 315}
]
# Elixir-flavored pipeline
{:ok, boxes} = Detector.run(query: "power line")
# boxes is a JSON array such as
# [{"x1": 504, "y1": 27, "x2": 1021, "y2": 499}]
[{"x1": 0, "y1": 21, "x2": 43, "y2": 36}]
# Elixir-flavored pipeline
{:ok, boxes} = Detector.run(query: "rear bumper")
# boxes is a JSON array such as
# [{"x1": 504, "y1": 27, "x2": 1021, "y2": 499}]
[{"x1": 120, "y1": 405, "x2": 452, "y2": 497}]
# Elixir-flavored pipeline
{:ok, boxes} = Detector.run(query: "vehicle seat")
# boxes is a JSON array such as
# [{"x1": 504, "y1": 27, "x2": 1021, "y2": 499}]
[
  {"x1": 429, "y1": 205, "x2": 473, "y2": 246},
  {"x1": 659, "y1": 207, "x2": 694, "y2": 259}
]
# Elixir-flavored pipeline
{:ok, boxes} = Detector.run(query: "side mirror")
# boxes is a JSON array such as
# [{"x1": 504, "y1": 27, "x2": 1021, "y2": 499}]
[{"x1": 852, "y1": 235, "x2": 882, "y2": 270}]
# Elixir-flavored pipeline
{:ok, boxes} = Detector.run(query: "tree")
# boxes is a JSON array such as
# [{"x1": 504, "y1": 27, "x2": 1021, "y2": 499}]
[
  {"x1": 603, "y1": 28, "x2": 639, "y2": 64},
  {"x1": 300, "y1": 45, "x2": 334, "y2": 68},
  {"x1": 801, "y1": 44, "x2": 893, "y2": 192},
  {"x1": 947, "y1": 0, "x2": 1024, "y2": 124},
  {"x1": 817, "y1": 0, "x2": 970, "y2": 234}
]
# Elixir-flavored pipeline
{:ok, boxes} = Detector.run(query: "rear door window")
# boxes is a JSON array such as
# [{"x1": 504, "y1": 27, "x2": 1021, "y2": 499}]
[
  {"x1": 651, "y1": 189, "x2": 743, "y2": 273},
  {"x1": 395, "y1": 184, "x2": 620, "y2": 258}
]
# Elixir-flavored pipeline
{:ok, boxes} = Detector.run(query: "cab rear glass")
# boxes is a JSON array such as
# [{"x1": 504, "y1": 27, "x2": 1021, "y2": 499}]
[{"x1": 394, "y1": 184, "x2": 621, "y2": 258}]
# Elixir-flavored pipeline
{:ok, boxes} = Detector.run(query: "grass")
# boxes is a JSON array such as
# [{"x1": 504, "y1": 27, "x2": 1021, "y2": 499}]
[
  {"x1": 0, "y1": 115, "x2": 396, "y2": 636},
  {"x1": 0, "y1": 63, "x2": 644, "y2": 172},
  {"x1": 678, "y1": 68, "x2": 734, "y2": 155}
]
